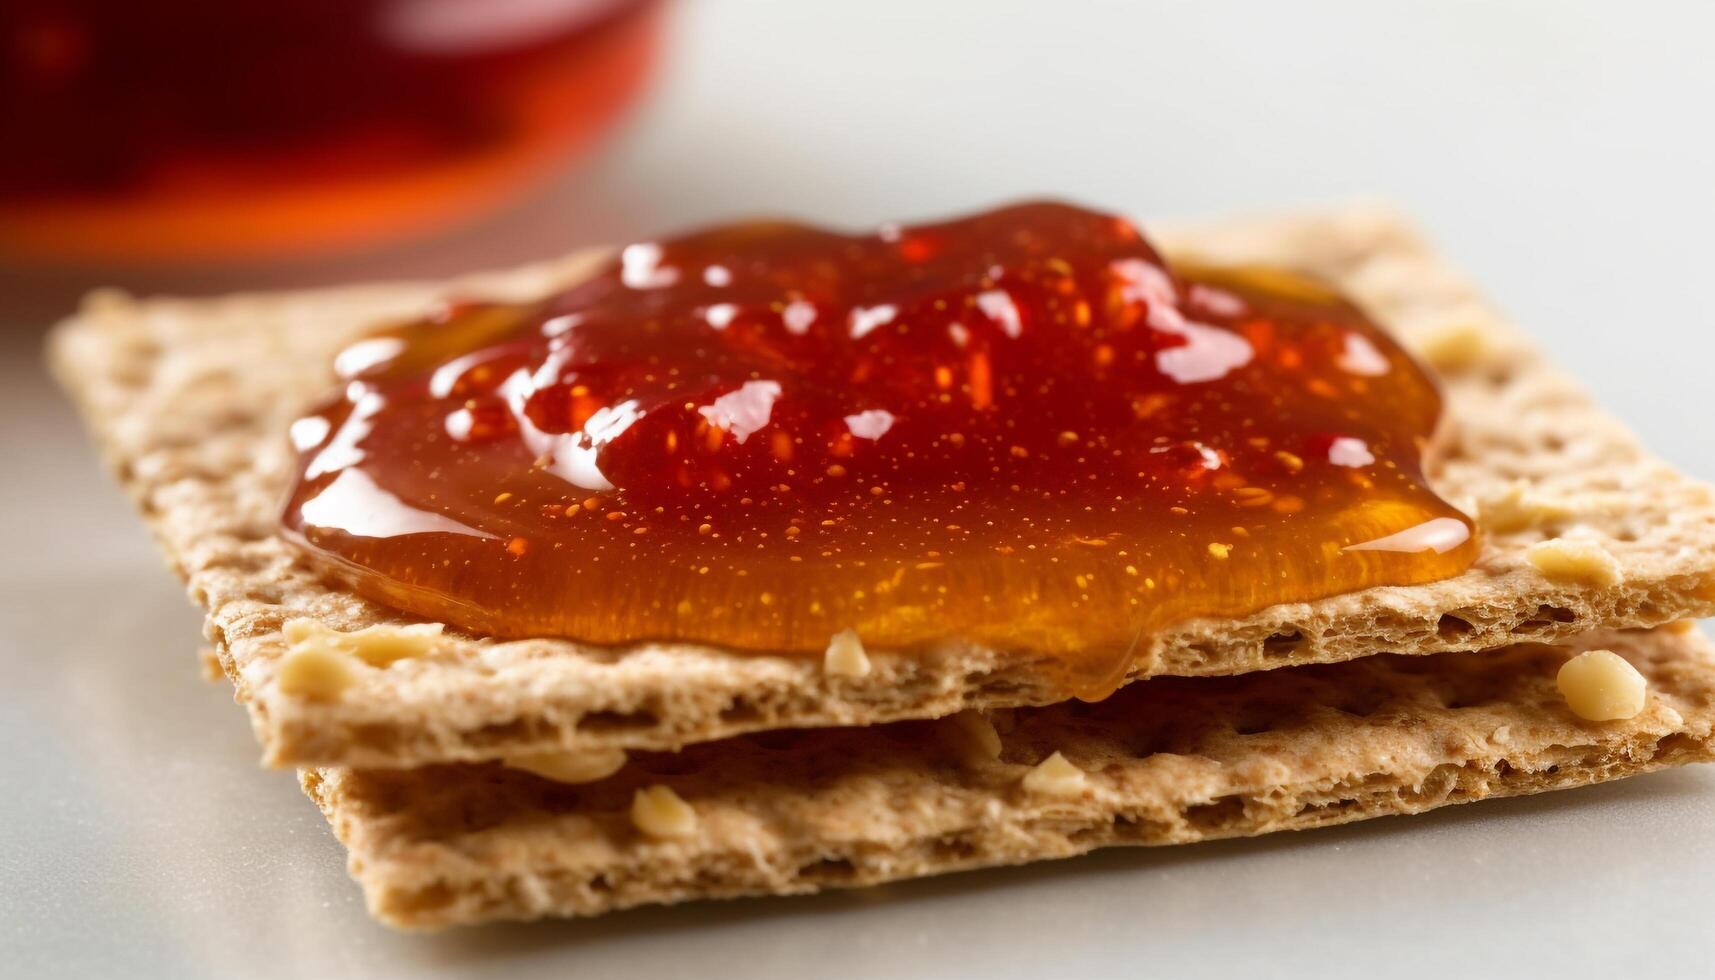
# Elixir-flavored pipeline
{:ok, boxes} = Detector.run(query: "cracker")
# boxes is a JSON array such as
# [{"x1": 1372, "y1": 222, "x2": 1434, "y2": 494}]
[
  {"x1": 303, "y1": 627, "x2": 1715, "y2": 928},
  {"x1": 48, "y1": 208, "x2": 1715, "y2": 768}
]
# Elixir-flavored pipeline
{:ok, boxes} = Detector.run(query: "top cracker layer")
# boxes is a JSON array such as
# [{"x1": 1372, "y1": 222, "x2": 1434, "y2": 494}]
[{"x1": 50, "y1": 207, "x2": 1715, "y2": 769}]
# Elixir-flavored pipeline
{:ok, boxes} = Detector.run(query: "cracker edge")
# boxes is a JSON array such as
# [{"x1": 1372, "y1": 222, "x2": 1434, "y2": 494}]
[{"x1": 301, "y1": 627, "x2": 1715, "y2": 928}]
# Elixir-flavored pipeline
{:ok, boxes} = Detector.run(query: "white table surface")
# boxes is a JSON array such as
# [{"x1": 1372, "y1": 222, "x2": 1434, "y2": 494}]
[{"x1": 5, "y1": 2, "x2": 1715, "y2": 977}]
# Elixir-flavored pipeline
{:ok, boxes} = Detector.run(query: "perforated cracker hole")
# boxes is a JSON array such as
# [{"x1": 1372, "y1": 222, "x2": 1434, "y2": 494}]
[
  {"x1": 1654, "y1": 732, "x2": 1701, "y2": 761},
  {"x1": 930, "y1": 835, "x2": 979, "y2": 862},
  {"x1": 1066, "y1": 824, "x2": 1102, "y2": 845},
  {"x1": 1104, "y1": 813, "x2": 1170, "y2": 841},
  {"x1": 1181, "y1": 642, "x2": 1218, "y2": 668},
  {"x1": 1262, "y1": 631, "x2": 1304, "y2": 659},
  {"x1": 1295, "y1": 797, "x2": 1360, "y2": 820},
  {"x1": 1183, "y1": 794, "x2": 1246, "y2": 832},
  {"x1": 796, "y1": 856, "x2": 857, "y2": 882},
  {"x1": 1510, "y1": 604, "x2": 1576, "y2": 635},
  {"x1": 1436, "y1": 614, "x2": 1474, "y2": 640},
  {"x1": 1401, "y1": 763, "x2": 1465, "y2": 806},
  {"x1": 1230, "y1": 709, "x2": 1278, "y2": 737}
]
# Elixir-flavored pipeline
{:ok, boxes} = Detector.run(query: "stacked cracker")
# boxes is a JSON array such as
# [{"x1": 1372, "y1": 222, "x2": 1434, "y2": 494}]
[{"x1": 51, "y1": 208, "x2": 1715, "y2": 929}]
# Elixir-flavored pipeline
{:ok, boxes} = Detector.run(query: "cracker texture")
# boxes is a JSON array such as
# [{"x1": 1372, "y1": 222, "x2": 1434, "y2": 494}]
[
  {"x1": 49, "y1": 208, "x2": 1715, "y2": 768},
  {"x1": 304, "y1": 628, "x2": 1715, "y2": 928}
]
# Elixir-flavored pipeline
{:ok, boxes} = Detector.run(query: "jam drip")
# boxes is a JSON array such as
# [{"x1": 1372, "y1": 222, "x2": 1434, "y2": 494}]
[{"x1": 282, "y1": 201, "x2": 1476, "y2": 694}]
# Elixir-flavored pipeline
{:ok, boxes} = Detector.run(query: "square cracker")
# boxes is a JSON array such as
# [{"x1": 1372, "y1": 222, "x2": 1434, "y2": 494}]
[
  {"x1": 303, "y1": 627, "x2": 1715, "y2": 928},
  {"x1": 49, "y1": 207, "x2": 1715, "y2": 768}
]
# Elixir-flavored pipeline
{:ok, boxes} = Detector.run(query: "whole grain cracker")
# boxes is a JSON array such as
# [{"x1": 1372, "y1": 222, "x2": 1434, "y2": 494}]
[
  {"x1": 304, "y1": 627, "x2": 1715, "y2": 928},
  {"x1": 49, "y1": 208, "x2": 1715, "y2": 769}
]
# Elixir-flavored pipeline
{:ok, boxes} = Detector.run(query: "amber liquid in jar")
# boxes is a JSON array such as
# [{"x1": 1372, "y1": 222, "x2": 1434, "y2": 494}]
[
  {"x1": 283, "y1": 201, "x2": 1476, "y2": 695},
  {"x1": 0, "y1": 0, "x2": 660, "y2": 261}
]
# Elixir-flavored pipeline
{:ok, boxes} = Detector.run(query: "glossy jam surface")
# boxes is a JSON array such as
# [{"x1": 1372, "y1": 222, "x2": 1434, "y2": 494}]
[{"x1": 282, "y1": 201, "x2": 1476, "y2": 692}]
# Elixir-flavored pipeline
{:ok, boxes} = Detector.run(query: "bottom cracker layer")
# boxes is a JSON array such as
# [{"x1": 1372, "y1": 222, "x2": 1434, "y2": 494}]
[{"x1": 304, "y1": 628, "x2": 1715, "y2": 929}]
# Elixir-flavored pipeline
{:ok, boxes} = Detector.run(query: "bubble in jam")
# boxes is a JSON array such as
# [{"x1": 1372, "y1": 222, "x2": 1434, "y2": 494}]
[{"x1": 281, "y1": 201, "x2": 1476, "y2": 695}]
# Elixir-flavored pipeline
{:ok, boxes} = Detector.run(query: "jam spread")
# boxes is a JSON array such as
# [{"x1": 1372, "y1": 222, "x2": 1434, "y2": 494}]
[{"x1": 282, "y1": 201, "x2": 1476, "y2": 694}]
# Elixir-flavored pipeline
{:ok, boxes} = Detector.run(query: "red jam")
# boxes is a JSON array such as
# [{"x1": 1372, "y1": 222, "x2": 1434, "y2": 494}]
[
  {"x1": 282, "y1": 201, "x2": 1476, "y2": 694},
  {"x1": 0, "y1": 0, "x2": 661, "y2": 261}
]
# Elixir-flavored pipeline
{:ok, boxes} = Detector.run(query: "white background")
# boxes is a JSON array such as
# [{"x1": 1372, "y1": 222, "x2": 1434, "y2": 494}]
[{"x1": 5, "y1": 2, "x2": 1715, "y2": 977}]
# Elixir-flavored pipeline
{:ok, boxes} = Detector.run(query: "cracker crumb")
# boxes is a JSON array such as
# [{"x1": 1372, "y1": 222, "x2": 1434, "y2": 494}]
[
  {"x1": 631, "y1": 785, "x2": 698, "y2": 839},
  {"x1": 944, "y1": 710, "x2": 1003, "y2": 765},
  {"x1": 824, "y1": 628, "x2": 871, "y2": 678},
  {"x1": 504, "y1": 748, "x2": 627, "y2": 784},
  {"x1": 1490, "y1": 724, "x2": 1512, "y2": 745},
  {"x1": 1021, "y1": 751, "x2": 1088, "y2": 797},
  {"x1": 1479, "y1": 482, "x2": 1572, "y2": 534},
  {"x1": 277, "y1": 646, "x2": 358, "y2": 700},
  {"x1": 283, "y1": 618, "x2": 445, "y2": 666},
  {"x1": 1525, "y1": 538, "x2": 1621, "y2": 587},
  {"x1": 1557, "y1": 649, "x2": 1647, "y2": 721},
  {"x1": 1412, "y1": 320, "x2": 1489, "y2": 372}
]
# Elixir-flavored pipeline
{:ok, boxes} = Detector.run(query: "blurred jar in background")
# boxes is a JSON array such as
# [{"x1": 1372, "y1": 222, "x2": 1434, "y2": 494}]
[{"x1": 0, "y1": 0, "x2": 662, "y2": 263}]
